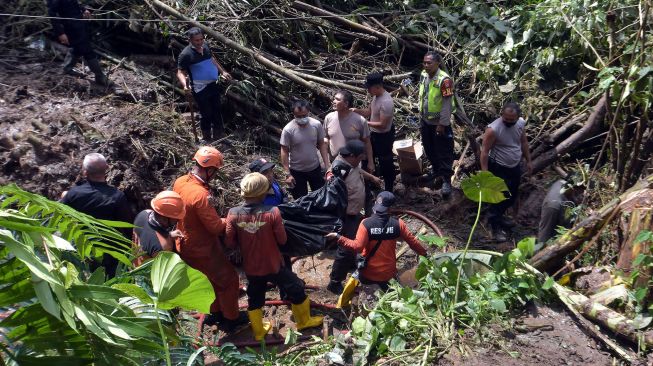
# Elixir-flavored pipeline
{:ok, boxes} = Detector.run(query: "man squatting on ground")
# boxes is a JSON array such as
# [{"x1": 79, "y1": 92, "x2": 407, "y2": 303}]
[
  {"x1": 480, "y1": 102, "x2": 532, "y2": 242},
  {"x1": 351, "y1": 73, "x2": 396, "y2": 193},
  {"x1": 177, "y1": 27, "x2": 232, "y2": 141},
  {"x1": 61, "y1": 153, "x2": 132, "y2": 278},
  {"x1": 132, "y1": 191, "x2": 186, "y2": 266},
  {"x1": 326, "y1": 191, "x2": 427, "y2": 290},
  {"x1": 225, "y1": 173, "x2": 323, "y2": 341},
  {"x1": 173, "y1": 146, "x2": 247, "y2": 331},
  {"x1": 536, "y1": 174, "x2": 586, "y2": 250},
  {"x1": 47, "y1": 0, "x2": 109, "y2": 85},
  {"x1": 280, "y1": 100, "x2": 330, "y2": 199},
  {"x1": 418, "y1": 51, "x2": 456, "y2": 197}
]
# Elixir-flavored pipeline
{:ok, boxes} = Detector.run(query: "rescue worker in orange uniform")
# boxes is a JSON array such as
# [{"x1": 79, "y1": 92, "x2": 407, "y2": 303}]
[
  {"x1": 132, "y1": 191, "x2": 186, "y2": 266},
  {"x1": 173, "y1": 146, "x2": 248, "y2": 330},
  {"x1": 225, "y1": 173, "x2": 323, "y2": 341},
  {"x1": 326, "y1": 191, "x2": 427, "y2": 290}
]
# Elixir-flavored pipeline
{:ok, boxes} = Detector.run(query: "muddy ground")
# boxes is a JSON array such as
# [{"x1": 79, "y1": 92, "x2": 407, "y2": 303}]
[{"x1": 0, "y1": 47, "x2": 629, "y2": 365}]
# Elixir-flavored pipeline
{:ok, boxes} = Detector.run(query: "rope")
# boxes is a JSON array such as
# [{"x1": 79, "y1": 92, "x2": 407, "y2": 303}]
[{"x1": 0, "y1": 7, "x2": 434, "y2": 24}]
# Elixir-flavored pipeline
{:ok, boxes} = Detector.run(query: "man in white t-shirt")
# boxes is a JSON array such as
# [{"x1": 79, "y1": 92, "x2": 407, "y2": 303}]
[{"x1": 280, "y1": 100, "x2": 330, "y2": 198}]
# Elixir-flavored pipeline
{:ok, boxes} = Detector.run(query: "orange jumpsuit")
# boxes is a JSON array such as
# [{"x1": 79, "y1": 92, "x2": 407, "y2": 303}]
[{"x1": 173, "y1": 173, "x2": 240, "y2": 318}]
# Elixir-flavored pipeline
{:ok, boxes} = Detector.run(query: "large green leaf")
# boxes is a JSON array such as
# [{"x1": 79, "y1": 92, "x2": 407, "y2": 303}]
[
  {"x1": 73, "y1": 304, "x2": 118, "y2": 345},
  {"x1": 461, "y1": 171, "x2": 509, "y2": 204},
  {"x1": 112, "y1": 284, "x2": 153, "y2": 304},
  {"x1": 68, "y1": 284, "x2": 129, "y2": 299},
  {"x1": 150, "y1": 252, "x2": 214, "y2": 313},
  {"x1": 33, "y1": 273, "x2": 60, "y2": 319},
  {"x1": 0, "y1": 185, "x2": 134, "y2": 266},
  {"x1": 0, "y1": 276, "x2": 35, "y2": 306},
  {"x1": 0, "y1": 229, "x2": 61, "y2": 285}
]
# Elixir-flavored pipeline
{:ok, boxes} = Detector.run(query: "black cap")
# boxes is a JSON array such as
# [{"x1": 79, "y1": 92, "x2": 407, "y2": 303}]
[
  {"x1": 249, "y1": 158, "x2": 275, "y2": 173},
  {"x1": 373, "y1": 191, "x2": 396, "y2": 213},
  {"x1": 339, "y1": 140, "x2": 365, "y2": 157},
  {"x1": 364, "y1": 72, "x2": 384, "y2": 88},
  {"x1": 331, "y1": 159, "x2": 352, "y2": 179}
]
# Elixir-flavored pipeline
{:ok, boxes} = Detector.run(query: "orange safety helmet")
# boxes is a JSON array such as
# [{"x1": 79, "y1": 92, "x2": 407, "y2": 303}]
[
  {"x1": 150, "y1": 191, "x2": 186, "y2": 219},
  {"x1": 193, "y1": 146, "x2": 224, "y2": 169}
]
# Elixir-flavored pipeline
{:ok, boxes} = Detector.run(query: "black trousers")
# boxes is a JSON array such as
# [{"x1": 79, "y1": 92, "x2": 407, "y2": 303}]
[
  {"x1": 329, "y1": 214, "x2": 362, "y2": 282},
  {"x1": 488, "y1": 160, "x2": 522, "y2": 228},
  {"x1": 65, "y1": 22, "x2": 96, "y2": 60},
  {"x1": 420, "y1": 122, "x2": 454, "y2": 181},
  {"x1": 193, "y1": 82, "x2": 224, "y2": 138},
  {"x1": 246, "y1": 266, "x2": 307, "y2": 310},
  {"x1": 371, "y1": 125, "x2": 396, "y2": 192},
  {"x1": 290, "y1": 166, "x2": 325, "y2": 199}
]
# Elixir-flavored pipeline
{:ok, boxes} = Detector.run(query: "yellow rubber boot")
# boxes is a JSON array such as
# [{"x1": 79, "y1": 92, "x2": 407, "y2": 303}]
[
  {"x1": 291, "y1": 297, "x2": 324, "y2": 330},
  {"x1": 336, "y1": 276, "x2": 360, "y2": 308},
  {"x1": 247, "y1": 308, "x2": 271, "y2": 341}
]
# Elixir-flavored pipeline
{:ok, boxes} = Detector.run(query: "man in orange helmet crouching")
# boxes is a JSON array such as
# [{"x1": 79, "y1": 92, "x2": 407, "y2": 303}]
[
  {"x1": 132, "y1": 191, "x2": 186, "y2": 266},
  {"x1": 173, "y1": 146, "x2": 248, "y2": 331}
]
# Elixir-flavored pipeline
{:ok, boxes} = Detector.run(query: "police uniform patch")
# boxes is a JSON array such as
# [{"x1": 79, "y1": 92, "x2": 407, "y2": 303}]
[{"x1": 440, "y1": 78, "x2": 454, "y2": 97}]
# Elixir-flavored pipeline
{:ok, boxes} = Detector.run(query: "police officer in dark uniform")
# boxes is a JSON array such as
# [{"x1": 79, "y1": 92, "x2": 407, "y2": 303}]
[{"x1": 47, "y1": 0, "x2": 109, "y2": 85}]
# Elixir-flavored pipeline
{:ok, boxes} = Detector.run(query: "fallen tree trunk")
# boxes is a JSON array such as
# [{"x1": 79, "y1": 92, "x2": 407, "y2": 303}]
[
  {"x1": 292, "y1": 1, "x2": 391, "y2": 42},
  {"x1": 616, "y1": 193, "x2": 653, "y2": 307},
  {"x1": 555, "y1": 283, "x2": 653, "y2": 347},
  {"x1": 531, "y1": 95, "x2": 608, "y2": 174},
  {"x1": 531, "y1": 113, "x2": 587, "y2": 159},
  {"x1": 616, "y1": 198, "x2": 653, "y2": 272},
  {"x1": 530, "y1": 174, "x2": 653, "y2": 272}
]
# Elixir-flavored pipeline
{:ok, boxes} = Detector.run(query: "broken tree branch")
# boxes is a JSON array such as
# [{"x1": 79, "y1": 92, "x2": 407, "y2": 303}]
[
  {"x1": 151, "y1": 0, "x2": 327, "y2": 98},
  {"x1": 531, "y1": 95, "x2": 608, "y2": 174},
  {"x1": 530, "y1": 174, "x2": 653, "y2": 272}
]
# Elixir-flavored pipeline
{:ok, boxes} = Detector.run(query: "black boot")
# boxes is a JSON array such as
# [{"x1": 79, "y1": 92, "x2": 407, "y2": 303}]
[
  {"x1": 201, "y1": 129, "x2": 212, "y2": 143},
  {"x1": 62, "y1": 50, "x2": 81, "y2": 76},
  {"x1": 86, "y1": 58, "x2": 109, "y2": 86},
  {"x1": 220, "y1": 311, "x2": 249, "y2": 332},
  {"x1": 203, "y1": 312, "x2": 225, "y2": 326},
  {"x1": 327, "y1": 280, "x2": 344, "y2": 295},
  {"x1": 498, "y1": 216, "x2": 516, "y2": 229}
]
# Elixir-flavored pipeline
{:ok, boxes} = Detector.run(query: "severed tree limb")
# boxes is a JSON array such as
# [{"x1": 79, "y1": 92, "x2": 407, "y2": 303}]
[
  {"x1": 293, "y1": 1, "x2": 450, "y2": 56},
  {"x1": 291, "y1": 70, "x2": 366, "y2": 94},
  {"x1": 531, "y1": 113, "x2": 586, "y2": 160},
  {"x1": 531, "y1": 95, "x2": 608, "y2": 174},
  {"x1": 292, "y1": 1, "x2": 391, "y2": 42},
  {"x1": 555, "y1": 286, "x2": 635, "y2": 362},
  {"x1": 554, "y1": 283, "x2": 653, "y2": 348}
]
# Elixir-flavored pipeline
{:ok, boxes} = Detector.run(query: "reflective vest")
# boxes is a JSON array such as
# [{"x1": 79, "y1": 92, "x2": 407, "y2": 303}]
[{"x1": 418, "y1": 69, "x2": 456, "y2": 120}]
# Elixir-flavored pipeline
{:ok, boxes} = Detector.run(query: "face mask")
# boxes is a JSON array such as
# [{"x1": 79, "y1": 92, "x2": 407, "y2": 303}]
[{"x1": 295, "y1": 117, "x2": 309, "y2": 125}]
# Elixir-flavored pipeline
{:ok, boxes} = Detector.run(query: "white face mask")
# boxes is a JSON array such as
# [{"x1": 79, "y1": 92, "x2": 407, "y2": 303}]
[{"x1": 295, "y1": 117, "x2": 309, "y2": 125}]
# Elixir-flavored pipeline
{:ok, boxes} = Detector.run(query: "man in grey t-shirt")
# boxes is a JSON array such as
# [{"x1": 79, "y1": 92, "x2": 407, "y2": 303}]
[
  {"x1": 351, "y1": 72, "x2": 396, "y2": 192},
  {"x1": 323, "y1": 90, "x2": 375, "y2": 173},
  {"x1": 280, "y1": 100, "x2": 330, "y2": 198},
  {"x1": 480, "y1": 102, "x2": 532, "y2": 241}
]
